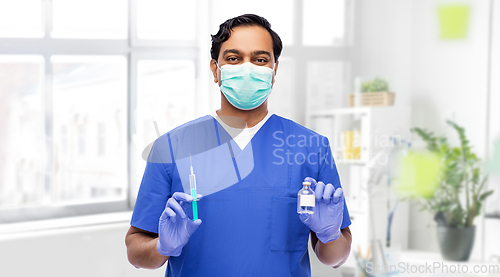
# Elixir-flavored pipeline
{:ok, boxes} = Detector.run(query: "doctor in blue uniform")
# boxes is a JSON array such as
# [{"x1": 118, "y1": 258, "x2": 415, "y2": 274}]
[{"x1": 125, "y1": 14, "x2": 352, "y2": 277}]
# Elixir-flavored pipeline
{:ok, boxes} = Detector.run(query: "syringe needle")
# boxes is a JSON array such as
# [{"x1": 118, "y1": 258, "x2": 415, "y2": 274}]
[
  {"x1": 189, "y1": 154, "x2": 198, "y2": 221},
  {"x1": 190, "y1": 155, "x2": 194, "y2": 174}
]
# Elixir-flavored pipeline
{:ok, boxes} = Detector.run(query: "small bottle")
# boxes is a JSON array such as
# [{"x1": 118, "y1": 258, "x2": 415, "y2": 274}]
[{"x1": 297, "y1": 181, "x2": 315, "y2": 214}]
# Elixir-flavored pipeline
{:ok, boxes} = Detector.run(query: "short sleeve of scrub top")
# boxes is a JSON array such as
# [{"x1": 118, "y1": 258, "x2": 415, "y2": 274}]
[{"x1": 131, "y1": 137, "x2": 173, "y2": 234}]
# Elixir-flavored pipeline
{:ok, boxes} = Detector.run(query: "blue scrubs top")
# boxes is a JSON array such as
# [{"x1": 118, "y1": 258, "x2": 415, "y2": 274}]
[{"x1": 131, "y1": 114, "x2": 351, "y2": 277}]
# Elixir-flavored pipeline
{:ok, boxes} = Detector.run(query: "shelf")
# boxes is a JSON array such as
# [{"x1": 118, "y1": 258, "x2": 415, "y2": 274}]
[
  {"x1": 485, "y1": 212, "x2": 500, "y2": 219},
  {"x1": 309, "y1": 108, "x2": 369, "y2": 117},
  {"x1": 335, "y1": 159, "x2": 367, "y2": 165},
  {"x1": 309, "y1": 106, "x2": 411, "y2": 117},
  {"x1": 308, "y1": 106, "x2": 412, "y2": 256}
]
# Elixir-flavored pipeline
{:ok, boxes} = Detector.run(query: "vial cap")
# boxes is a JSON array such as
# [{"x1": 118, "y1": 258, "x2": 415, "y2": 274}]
[{"x1": 303, "y1": 181, "x2": 311, "y2": 186}]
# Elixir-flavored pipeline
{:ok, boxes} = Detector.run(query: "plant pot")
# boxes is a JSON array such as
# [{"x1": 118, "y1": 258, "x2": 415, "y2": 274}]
[
  {"x1": 436, "y1": 226, "x2": 475, "y2": 261},
  {"x1": 348, "y1": 92, "x2": 395, "y2": 107}
]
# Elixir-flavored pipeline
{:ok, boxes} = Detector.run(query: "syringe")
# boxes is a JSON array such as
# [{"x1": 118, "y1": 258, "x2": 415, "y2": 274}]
[{"x1": 189, "y1": 156, "x2": 198, "y2": 221}]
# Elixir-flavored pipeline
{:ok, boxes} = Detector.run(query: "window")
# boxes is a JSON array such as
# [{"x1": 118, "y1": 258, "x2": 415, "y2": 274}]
[
  {"x1": 51, "y1": 0, "x2": 128, "y2": 39},
  {"x1": 0, "y1": 0, "x2": 353, "y2": 223},
  {"x1": 0, "y1": 1, "x2": 44, "y2": 38},
  {"x1": 0, "y1": 0, "x2": 203, "y2": 223},
  {"x1": 51, "y1": 55, "x2": 127, "y2": 203},
  {"x1": 132, "y1": 58, "x2": 196, "y2": 203},
  {"x1": 210, "y1": 0, "x2": 294, "y2": 46},
  {"x1": 136, "y1": 0, "x2": 196, "y2": 41},
  {"x1": 0, "y1": 56, "x2": 44, "y2": 208},
  {"x1": 306, "y1": 61, "x2": 349, "y2": 112},
  {"x1": 136, "y1": 60, "x2": 196, "y2": 134},
  {"x1": 302, "y1": 0, "x2": 348, "y2": 46}
]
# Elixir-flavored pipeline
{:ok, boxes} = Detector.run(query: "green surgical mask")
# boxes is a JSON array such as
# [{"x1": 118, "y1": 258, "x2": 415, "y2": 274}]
[{"x1": 218, "y1": 62, "x2": 273, "y2": 110}]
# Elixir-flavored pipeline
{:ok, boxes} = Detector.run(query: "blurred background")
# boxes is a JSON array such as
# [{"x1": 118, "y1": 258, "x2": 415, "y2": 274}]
[{"x1": 0, "y1": 0, "x2": 499, "y2": 276}]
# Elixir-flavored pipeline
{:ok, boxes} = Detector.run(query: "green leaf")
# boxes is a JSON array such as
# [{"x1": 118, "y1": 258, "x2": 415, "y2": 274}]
[
  {"x1": 362, "y1": 77, "x2": 389, "y2": 92},
  {"x1": 471, "y1": 168, "x2": 480, "y2": 184},
  {"x1": 362, "y1": 81, "x2": 373, "y2": 92},
  {"x1": 411, "y1": 127, "x2": 440, "y2": 152},
  {"x1": 479, "y1": 190, "x2": 494, "y2": 201},
  {"x1": 474, "y1": 202, "x2": 482, "y2": 217},
  {"x1": 410, "y1": 120, "x2": 487, "y2": 227}
]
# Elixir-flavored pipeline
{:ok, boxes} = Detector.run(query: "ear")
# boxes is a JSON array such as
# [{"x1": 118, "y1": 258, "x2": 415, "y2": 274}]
[
  {"x1": 272, "y1": 60, "x2": 279, "y2": 85},
  {"x1": 210, "y1": 59, "x2": 219, "y2": 83}
]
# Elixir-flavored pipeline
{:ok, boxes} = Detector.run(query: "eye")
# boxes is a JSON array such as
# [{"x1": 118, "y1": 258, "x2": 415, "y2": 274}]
[
  {"x1": 256, "y1": 58, "x2": 267, "y2": 63},
  {"x1": 226, "y1": 57, "x2": 239, "y2": 62}
]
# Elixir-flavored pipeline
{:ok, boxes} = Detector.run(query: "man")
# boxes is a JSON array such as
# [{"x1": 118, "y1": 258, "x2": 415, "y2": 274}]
[{"x1": 125, "y1": 14, "x2": 352, "y2": 276}]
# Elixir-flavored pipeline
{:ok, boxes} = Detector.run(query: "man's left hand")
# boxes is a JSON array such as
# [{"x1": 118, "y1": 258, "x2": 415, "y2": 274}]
[{"x1": 299, "y1": 177, "x2": 344, "y2": 244}]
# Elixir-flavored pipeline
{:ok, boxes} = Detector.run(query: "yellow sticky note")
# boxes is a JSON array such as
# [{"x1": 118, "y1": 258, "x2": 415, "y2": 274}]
[
  {"x1": 437, "y1": 5, "x2": 470, "y2": 40},
  {"x1": 397, "y1": 151, "x2": 442, "y2": 199}
]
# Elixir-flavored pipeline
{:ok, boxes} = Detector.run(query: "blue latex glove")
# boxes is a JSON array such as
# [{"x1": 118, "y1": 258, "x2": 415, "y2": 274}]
[
  {"x1": 299, "y1": 177, "x2": 344, "y2": 243},
  {"x1": 156, "y1": 192, "x2": 203, "y2": 257}
]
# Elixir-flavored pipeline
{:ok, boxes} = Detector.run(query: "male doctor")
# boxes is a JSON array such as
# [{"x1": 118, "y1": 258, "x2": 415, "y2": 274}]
[{"x1": 126, "y1": 14, "x2": 352, "y2": 276}]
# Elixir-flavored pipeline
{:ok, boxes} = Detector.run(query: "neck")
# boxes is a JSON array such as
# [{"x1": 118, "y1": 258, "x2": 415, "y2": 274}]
[{"x1": 217, "y1": 92, "x2": 269, "y2": 128}]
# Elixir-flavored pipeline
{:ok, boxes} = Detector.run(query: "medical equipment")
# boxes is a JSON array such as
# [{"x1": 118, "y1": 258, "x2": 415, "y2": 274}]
[
  {"x1": 299, "y1": 177, "x2": 344, "y2": 243},
  {"x1": 218, "y1": 62, "x2": 273, "y2": 110},
  {"x1": 157, "y1": 192, "x2": 202, "y2": 257},
  {"x1": 297, "y1": 181, "x2": 315, "y2": 214},
  {"x1": 189, "y1": 155, "x2": 198, "y2": 221}
]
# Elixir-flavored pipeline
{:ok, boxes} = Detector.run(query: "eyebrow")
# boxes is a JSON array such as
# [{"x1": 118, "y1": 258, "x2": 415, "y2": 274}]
[
  {"x1": 222, "y1": 49, "x2": 240, "y2": 56},
  {"x1": 252, "y1": 50, "x2": 271, "y2": 58},
  {"x1": 222, "y1": 49, "x2": 272, "y2": 58}
]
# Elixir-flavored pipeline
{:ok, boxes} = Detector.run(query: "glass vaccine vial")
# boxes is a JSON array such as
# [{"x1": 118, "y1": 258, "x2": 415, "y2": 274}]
[{"x1": 297, "y1": 181, "x2": 315, "y2": 214}]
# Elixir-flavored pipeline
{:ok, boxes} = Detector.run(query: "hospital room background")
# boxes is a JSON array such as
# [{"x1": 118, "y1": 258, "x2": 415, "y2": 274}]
[{"x1": 1, "y1": 0, "x2": 499, "y2": 276}]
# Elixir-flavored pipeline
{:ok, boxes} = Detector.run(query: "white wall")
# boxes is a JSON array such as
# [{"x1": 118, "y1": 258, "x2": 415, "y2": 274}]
[
  {"x1": 0, "y1": 223, "x2": 163, "y2": 277},
  {"x1": 410, "y1": 0, "x2": 490, "y2": 147},
  {"x1": 486, "y1": 0, "x2": 500, "y2": 216},
  {"x1": 354, "y1": 0, "x2": 414, "y2": 107}
]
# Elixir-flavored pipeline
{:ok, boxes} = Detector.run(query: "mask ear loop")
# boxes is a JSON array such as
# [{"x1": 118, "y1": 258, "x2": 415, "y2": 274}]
[{"x1": 214, "y1": 61, "x2": 222, "y2": 84}]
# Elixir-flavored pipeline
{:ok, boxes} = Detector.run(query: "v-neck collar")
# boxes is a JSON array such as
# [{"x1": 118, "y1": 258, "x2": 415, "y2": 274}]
[{"x1": 212, "y1": 112, "x2": 275, "y2": 152}]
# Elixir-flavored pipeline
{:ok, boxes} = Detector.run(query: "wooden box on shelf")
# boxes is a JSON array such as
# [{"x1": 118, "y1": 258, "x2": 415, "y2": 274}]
[{"x1": 348, "y1": 92, "x2": 395, "y2": 107}]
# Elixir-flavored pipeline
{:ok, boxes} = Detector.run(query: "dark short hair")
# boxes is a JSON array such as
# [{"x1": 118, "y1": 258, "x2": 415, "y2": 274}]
[{"x1": 210, "y1": 14, "x2": 283, "y2": 63}]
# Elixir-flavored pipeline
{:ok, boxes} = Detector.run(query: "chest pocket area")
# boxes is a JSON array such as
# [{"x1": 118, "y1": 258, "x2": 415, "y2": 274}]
[{"x1": 270, "y1": 195, "x2": 310, "y2": 252}]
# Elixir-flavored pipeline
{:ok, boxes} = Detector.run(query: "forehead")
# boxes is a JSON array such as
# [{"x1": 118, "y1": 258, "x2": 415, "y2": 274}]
[{"x1": 219, "y1": 25, "x2": 274, "y2": 56}]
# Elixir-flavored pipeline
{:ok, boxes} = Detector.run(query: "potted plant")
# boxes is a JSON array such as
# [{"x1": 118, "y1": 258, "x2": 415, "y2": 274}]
[
  {"x1": 409, "y1": 120, "x2": 494, "y2": 261},
  {"x1": 349, "y1": 77, "x2": 395, "y2": 107}
]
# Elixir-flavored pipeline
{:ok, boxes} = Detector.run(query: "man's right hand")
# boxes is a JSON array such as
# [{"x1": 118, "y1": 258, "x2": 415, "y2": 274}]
[{"x1": 156, "y1": 192, "x2": 203, "y2": 257}]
